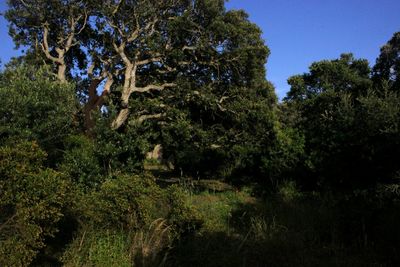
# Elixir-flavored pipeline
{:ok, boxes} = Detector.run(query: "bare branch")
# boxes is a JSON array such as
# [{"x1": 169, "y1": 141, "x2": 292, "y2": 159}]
[
  {"x1": 94, "y1": 74, "x2": 114, "y2": 108},
  {"x1": 88, "y1": 79, "x2": 103, "y2": 99},
  {"x1": 111, "y1": 0, "x2": 124, "y2": 16},
  {"x1": 113, "y1": 42, "x2": 131, "y2": 66},
  {"x1": 126, "y1": 12, "x2": 140, "y2": 42},
  {"x1": 146, "y1": 18, "x2": 158, "y2": 37},
  {"x1": 133, "y1": 83, "x2": 176, "y2": 93},
  {"x1": 108, "y1": 19, "x2": 127, "y2": 39},
  {"x1": 136, "y1": 56, "x2": 163, "y2": 66},
  {"x1": 40, "y1": 24, "x2": 63, "y2": 64},
  {"x1": 219, "y1": 96, "x2": 229, "y2": 104},
  {"x1": 0, "y1": 213, "x2": 17, "y2": 233},
  {"x1": 76, "y1": 10, "x2": 88, "y2": 35},
  {"x1": 136, "y1": 113, "x2": 166, "y2": 124},
  {"x1": 182, "y1": 45, "x2": 197, "y2": 51}
]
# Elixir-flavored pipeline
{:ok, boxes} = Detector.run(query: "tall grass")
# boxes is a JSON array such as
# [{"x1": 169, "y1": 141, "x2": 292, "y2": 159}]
[
  {"x1": 62, "y1": 230, "x2": 131, "y2": 267},
  {"x1": 130, "y1": 218, "x2": 172, "y2": 267},
  {"x1": 59, "y1": 182, "x2": 400, "y2": 267},
  {"x1": 62, "y1": 219, "x2": 173, "y2": 267}
]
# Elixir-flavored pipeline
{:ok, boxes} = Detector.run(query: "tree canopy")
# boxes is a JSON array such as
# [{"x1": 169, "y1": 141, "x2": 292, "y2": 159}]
[
  {"x1": 2, "y1": 1, "x2": 400, "y2": 266},
  {"x1": 6, "y1": 0, "x2": 275, "y2": 132}
]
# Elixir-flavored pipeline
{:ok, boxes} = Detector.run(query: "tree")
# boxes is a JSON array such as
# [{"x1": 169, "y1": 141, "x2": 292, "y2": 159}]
[
  {"x1": 6, "y1": 0, "x2": 89, "y2": 83},
  {"x1": 285, "y1": 53, "x2": 372, "y2": 101},
  {"x1": 373, "y1": 32, "x2": 400, "y2": 92},
  {"x1": 0, "y1": 141, "x2": 70, "y2": 266},
  {"x1": 6, "y1": 0, "x2": 279, "y2": 182},
  {"x1": 284, "y1": 52, "x2": 400, "y2": 190},
  {"x1": 0, "y1": 65, "x2": 77, "y2": 165},
  {"x1": 6, "y1": 0, "x2": 275, "y2": 133}
]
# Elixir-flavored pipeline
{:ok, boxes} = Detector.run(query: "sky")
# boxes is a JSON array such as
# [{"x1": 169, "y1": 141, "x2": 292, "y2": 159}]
[{"x1": 0, "y1": 0, "x2": 400, "y2": 99}]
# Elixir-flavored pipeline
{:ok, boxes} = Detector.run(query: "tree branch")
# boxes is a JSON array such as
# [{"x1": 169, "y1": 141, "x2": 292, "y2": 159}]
[
  {"x1": 133, "y1": 83, "x2": 176, "y2": 93},
  {"x1": 111, "y1": 0, "x2": 125, "y2": 16},
  {"x1": 40, "y1": 24, "x2": 63, "y2": 64},
  {"x1": 126, "y1": 12, "x2": 140, "y2": 42},
  {"x1": 76, "y1": 10, "x2": 88, "y2": 35},
  {"x1": 136, "y1": 113, "x2": 166, "y2": 124},
  {"x1": 136, "y1": 56, "x2": 163, "y2": 66}
]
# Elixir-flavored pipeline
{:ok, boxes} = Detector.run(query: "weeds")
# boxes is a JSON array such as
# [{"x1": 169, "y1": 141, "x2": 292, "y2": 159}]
[{"x1": 130, "y1": 218, "x2": 172, "y2": 267}]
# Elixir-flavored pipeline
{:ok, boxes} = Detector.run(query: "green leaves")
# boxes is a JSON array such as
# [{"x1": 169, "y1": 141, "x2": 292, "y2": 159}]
[
  {"x1": 0, "y1": 65, "x2": 77, "y2": 164},
  {"x1": 0, "y1": 141, "x2": 71, "y2": 267},
  {"x1": 373, "y1": 32, "x2": 400, "y2": 92},
  {"x1": 284, "y1": 51, "x2": 400, "y2": 191}
]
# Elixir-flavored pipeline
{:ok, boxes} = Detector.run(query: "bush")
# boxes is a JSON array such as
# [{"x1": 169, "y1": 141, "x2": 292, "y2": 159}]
[
  {"x1": 0, "y1": 141, "x2": 71, "y2": 267},
  {"x1": 0, "y1": 65, "x2": 77, "y2": 166},
  {"x1": 62, "y1": 181, "x2": 202, "y2": 266},
  {"x1": 82, "y1": 174, "x2": 164, "y2": 230},
  {"x1": 59, "y1": 134, "x2": 103, "y2": 190},
  {"x1": 62, "y1": 230, "x2": 131, "y2": 267},
  {"x1": 164, "y1": 185, "x2": 203, "y2": 235}
]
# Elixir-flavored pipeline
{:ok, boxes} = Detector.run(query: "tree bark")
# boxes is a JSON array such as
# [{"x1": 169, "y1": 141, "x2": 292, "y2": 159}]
[
  {"x1": 83, "y1": 76, "x2": 113, "y2": 134},
  {"x1": 111, "y1": 108, "x2": 130, "y2": 130},
  {"x1": 57, "y1": 63, "x2": 67, "y2": 83}
]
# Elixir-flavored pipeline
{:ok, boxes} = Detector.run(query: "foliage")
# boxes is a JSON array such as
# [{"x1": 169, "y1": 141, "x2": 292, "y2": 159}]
[
  {"x1": 92, "y1": 113, "x2": 153, "y2": 173},
  {"x1": 58, "y1": 134, "x2": 103, "y2": 190},
  {"x1": 5, "y1": 0, "x2": 279, "y2": 183},
  {"x1": 284, "y1": 53, "x2": 400, "y2": 190},
  {"x1": 130, "y1": 218, "x2": 172, "y2": 267},
  {"x1": 285, "y1": 53, "x2": 372, "y2": 101},
  {"x1": 186, "y1": 189, "x2": 253, "y2": 233},
  {"x1": 277, "y1": 180, "x2": 303, "y2": 203},
  {"x1": 0, "y1": 65, "x2": 77, "y2": 166},
  {"x1": 80, "y1": 174, "x2": 164, "y2": 230},
  {"x1": 260, "y1": 125, "x2": 305, "y2": 187},
  {"x1": 373, "y1": 31, "x2": 400, "y2": 92},
  {"x1": 5, "y1": 0, "x2": 277, "y2": 134},
  {"x1": 169, "y1": 187, "x2": 400, "y2": 267},
  {"x1": 0, "y1": 141, "x2": 70, "y2": 267},
  {"x1": 62, "y1": 230, "x2": 131, "y2": 267},
  {"x1": 164, "y1": 185, "x2": 203, "y2": 235},
  {"x1": 62, "y1": 219, "x2": 173, "y2": 267},
  {"x1": 2, "y1": 1, "x2": 400, "y2": 266}
]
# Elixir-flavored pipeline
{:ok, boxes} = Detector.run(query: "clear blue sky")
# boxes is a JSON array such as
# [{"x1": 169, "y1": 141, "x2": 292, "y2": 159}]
[
  {"x1": 1, "y1": 0, "x2": 400, "y2": 99},
  {"x1": 226, "y1": 0, "x2": 400, "y2": 98}
]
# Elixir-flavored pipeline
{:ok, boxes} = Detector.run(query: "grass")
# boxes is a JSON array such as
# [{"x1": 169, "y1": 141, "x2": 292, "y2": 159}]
[
  {"x1": 167, "y1": 182, "x2": 400, "y2": 267},
  {"x1": 130, "y1": 218, "x2": 172, "y2": 267},
  {"x1": 62, "y1": 230, "x2": 131, "y2": 267},
  {"x1": 62, "y1": 220, "x2": 172, "y2": 267},
  {"x1": 187, "y1": 189, "x2": 255, "y2": 232},
  {"x1": 58, "y1": 181, "x2": 400, "y2": 267}
]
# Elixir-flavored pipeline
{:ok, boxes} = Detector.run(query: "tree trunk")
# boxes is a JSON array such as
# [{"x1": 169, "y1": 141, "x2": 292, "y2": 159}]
[
  {"x1": 58, "y1": 63, "x2": 67, "y2": 83},
  {"x1": 83, "y1": 78, "x2": 113, "y2": 134},
  {"x1": 111, "y1": 108, "x2": 130, "y2": 130}
]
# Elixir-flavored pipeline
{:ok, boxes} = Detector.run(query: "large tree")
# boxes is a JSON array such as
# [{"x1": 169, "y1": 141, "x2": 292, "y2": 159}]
[
  {"x1": 6, "y1": 0, "x2": 279, "y2": 181},
  {"x1": 6, "y1": 0, "x2": 275, "y2": 133},
  {"x1": 373, "y1": 31, "x2": 400, "y2": 92},
  {"x1": 284, "y1": 53, "x2": 400, "y2": 190}
]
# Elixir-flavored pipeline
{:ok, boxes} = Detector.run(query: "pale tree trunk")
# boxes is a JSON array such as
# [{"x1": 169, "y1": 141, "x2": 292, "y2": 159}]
[
  {"x1": 108, "y1": 13, "x2": 177, "y2": 130},
  {"x1": 110, "y1": 58, "x2": 135, "y2": 130},
  {"x1": 40, "y1": 13, "x2": 87, "y2": 83},
  {"x1": 57, "y1": 63, "x2": 67, "y2": 83},
  {"x1": 111, "y1": 108, "x2": 130, "y2": 130}
]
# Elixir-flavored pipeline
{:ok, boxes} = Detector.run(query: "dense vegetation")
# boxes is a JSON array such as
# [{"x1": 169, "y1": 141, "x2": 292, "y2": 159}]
[{"x1": 1, "y1": 0, "x2": 399, "y2": 266}]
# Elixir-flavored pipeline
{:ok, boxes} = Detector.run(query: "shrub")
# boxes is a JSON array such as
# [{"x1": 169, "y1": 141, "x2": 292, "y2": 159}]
[
  {"x1": 83, "y1": 174, "x2": 164, "y2": 230},
  {"x1": 0, "y1": 65, "x2": 77, "y2": 166},
  {"x1": 131, "y1": 218, "x2": 172, "y2": 267},
  {"x1": 164, "y1": 185, "x2": 203, "y2": 235},
  {"x1": 59, "y1": 134, "x2": 103, "y2": 190},
  {"x1": 0, "y1": 141, "x2": 70, "y2": 266},
  {"x1": 62, "y1": 230, "x2": 131, "y2": 267}
]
